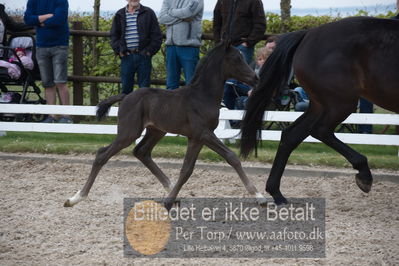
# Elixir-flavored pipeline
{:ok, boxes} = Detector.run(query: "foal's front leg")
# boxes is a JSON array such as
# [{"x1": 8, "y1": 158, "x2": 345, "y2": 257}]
[
  {"x1": 203, "y1": 132, "x2": 267, "y2": 206},
  {"x1": 164, "y1": 139, "x2": 202, "y2": 210}
]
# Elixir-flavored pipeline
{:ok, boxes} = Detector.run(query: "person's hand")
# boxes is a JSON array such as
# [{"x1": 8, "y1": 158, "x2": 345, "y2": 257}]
[
  {"x1": 39, "y1": 13, "x2": 53, "y2": 23},
  {"x1": 242, "y1": 42, "x2": 248, "y2": 47},
  {"x1": 247, "y1": 89, "x2": 253, "y2": 96}
]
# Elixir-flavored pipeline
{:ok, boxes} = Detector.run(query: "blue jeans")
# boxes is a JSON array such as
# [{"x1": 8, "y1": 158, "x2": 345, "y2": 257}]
[
  {"x1": 222, "y1": 44, "x2": 254, "y2": 110},
  {"x1": 223, "y1": 79, "x2": 252, "y2": 110},
  {"x1": 358, "y1": 98, "x2": 373, "y2": 133},
  {"x1": 120, "y1": 53, "x2": 152, "y2": 94},
  {"x1": 235, "y1": 44, "x2": 254, "y2": 65},
  {"x1": 166, "y1": 46, "x2": 199, "y2": 90}
]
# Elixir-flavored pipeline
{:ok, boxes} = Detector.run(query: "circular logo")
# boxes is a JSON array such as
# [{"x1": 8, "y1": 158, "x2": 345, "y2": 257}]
[{"x1": 125, "y1": 200, "x2": 171, "y2": 255}]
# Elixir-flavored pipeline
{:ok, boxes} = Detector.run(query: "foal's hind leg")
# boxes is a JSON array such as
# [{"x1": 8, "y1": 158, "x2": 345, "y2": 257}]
[
  {"x1": 310, "y1": 111, "x2": 373, "y2": 193},
  {"x1": 64, "y1": 126, "x2": 143, "y2": 207},
  {"x1": 266, "y1": 111, "x2": 319, "y2": 204},
  {"x1": 203, "y1": 132, "x2": 267, "y2": 205},
  {"x1": 164, "y1": 139, "x2": 203, "y2": 210},
  {"x1": 133, "y1": 128, "x2": 174, "y2": 192}
]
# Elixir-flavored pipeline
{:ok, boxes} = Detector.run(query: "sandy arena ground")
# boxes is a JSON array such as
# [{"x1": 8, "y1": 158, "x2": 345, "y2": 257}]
[{"x1": 0, "y1": 152, "x2": 398, "y2": 265}]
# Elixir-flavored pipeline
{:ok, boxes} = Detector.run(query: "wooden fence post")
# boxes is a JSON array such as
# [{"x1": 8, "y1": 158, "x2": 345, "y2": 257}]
[
  {"x1": 72, "y1": 22, "x2": 84, "y2": 122},
  {"x1": 72, "y1": 22, "x2": 84, "y2": 107}
]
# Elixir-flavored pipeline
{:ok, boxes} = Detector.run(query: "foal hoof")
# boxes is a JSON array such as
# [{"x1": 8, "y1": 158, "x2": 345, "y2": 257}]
[
  {"x1": 163, "y1": 199, "x2": 180, "y2": 211},
  {"x1": 355, "y1": 174, "x2": 372, "y2": 193},
  {"x1": 64, "y1": 199, "x2": 73, "y2": 207},
  {"x1": 63, "y1": 190, "x2": 85, "y2": 207},
  {"x1": 255, "y1": 192, "x2": 268, "y2": 207}
]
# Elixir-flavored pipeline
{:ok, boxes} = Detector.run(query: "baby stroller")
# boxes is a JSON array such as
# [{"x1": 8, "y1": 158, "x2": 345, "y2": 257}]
[{"x1": 0, "y1": 33, "x2": 46, "y2": 122}]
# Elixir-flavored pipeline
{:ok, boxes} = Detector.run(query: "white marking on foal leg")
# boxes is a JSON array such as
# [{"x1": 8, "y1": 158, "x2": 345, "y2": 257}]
[
  {"x1": 256, "y1": 192, "x2": 268, "y2": 205},
  {"x1": 64, "y1": 190, "x2": 87, "y2": 207}
]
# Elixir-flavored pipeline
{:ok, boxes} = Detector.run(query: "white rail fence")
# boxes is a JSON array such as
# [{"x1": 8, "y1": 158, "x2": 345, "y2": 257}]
[{"x1": 0, "y1": 104, "x2": 398, "y2": 151}]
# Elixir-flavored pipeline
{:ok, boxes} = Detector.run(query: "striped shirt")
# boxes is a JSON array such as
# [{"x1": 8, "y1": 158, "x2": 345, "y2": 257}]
[{"x1": 125, "y1": 7, "x2": 140, "y2": 50}]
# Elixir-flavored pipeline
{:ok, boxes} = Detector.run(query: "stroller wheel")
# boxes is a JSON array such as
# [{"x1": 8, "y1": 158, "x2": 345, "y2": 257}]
[
  {"x1": 31, "y1": 114, "x2": 48, "y2": 122},
  {"x1": 0, "y1": 113, "x2": 16, "y2": 122},
  {"x1": 15, "y1": 113, "x2": 48, "y2": 122}
]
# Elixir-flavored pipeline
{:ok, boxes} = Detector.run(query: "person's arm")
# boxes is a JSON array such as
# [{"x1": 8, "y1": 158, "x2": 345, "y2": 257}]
[
  {"x1": 24, "y1": 0, "x2": 41, "y2": 26},
  {"x1": 168, "y1": 0, "x2": 203, "y2": 20},
  {"x1": 246, "y1": 0, "x2": 266, "y2": 47},
  {"x1": 143, "y1": 10, "x2": 163, "y2": 56},
  {"x1": 110, "y1": 13, "x2": 123, "y2": 56},
  {"x1": 213, "y1": 0, "x2": 222, "y2": 43},
  {"x1": 41, "y1": 0, "x2": 68, "y2": 27},
  {"x1": 158, "y1": 0, "x2": 180, "y2": 25},
  {"x1": 234, "y1": 81, "x2": 252, "y2": 95}
]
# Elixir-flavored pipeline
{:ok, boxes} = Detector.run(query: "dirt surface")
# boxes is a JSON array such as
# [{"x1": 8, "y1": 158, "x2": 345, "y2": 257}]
[{"x1": 0, "y1": 153, "x2": 398, "y2": 265}]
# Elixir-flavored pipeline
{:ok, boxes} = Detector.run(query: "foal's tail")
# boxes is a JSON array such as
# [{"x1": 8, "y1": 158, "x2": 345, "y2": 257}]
[
  {"x1": 96, "y1": 94, "x2": 126, "y2": 121},
  {"x1": 240, "y1": 30, "x2": 308, "y2": 158}
]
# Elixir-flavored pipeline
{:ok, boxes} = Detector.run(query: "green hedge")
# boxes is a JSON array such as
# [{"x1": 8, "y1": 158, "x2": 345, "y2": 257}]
[{"x1": 65, "y1": 10, "x2": 396, "y2": 101}]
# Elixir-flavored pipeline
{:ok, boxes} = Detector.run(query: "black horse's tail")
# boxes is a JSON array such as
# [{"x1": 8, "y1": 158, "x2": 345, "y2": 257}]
[
  {"x1": 96, "y1": 93, "x2": 126, "y2": 121},
  {"x1": 240, "y1": 30, "x2": 308, "y2": 158}
]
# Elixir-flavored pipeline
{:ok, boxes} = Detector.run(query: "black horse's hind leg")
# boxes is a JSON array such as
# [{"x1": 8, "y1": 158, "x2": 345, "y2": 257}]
[
  {"x1": 203, "y1": 132, "x2": 267, "y2": 205},
  {"x1": 64, "y1": 122, "x2": 143, "y2": 207},
  {"x1": 133, "y1": 128, "x2": 174, "y2": 192},
  {"x1": 311, "y1": 113, "x2": 373, "y2": 193},
  {"x1": 164, "y1": 139, "x2": 203, "y2": 210},
  {"x1": 266, "y1": 111, "x2": 320, "y2": 204}
]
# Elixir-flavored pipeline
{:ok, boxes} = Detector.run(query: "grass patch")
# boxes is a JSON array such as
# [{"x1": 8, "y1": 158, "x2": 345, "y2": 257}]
[{"x1": 0, "y1": 132, "x2": 397, "y2": 170}]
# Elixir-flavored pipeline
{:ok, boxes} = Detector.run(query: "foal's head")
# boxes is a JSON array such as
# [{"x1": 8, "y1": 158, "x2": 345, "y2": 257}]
[{"x1": 221, "y1": 44, "x2": 258, "y2": 87}]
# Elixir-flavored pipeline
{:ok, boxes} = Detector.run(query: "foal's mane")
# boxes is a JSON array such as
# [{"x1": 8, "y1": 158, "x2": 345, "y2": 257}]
[{"x1": 189, "y1": 42, "x2": 226, "y2": 86}]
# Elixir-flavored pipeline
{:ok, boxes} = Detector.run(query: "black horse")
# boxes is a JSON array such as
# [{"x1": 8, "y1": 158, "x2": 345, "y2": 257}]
[
  {"x1": 241, "y1": 17, "x2": 399, "y2": 204},
  {"x1": 64, "y1": 41, "x2": 267, "y2": 209}
]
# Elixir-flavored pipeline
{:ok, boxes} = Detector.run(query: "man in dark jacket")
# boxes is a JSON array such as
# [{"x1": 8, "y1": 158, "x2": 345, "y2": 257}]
[
  {"x1": 110, "y1": 0, "x2": 162, "y2": 94},
  {"x1": 213, "y1": 0, "x2": 266, "y2": 119},
  {"x1": 0, "y1": 4, "x2": 32, "y2": 58},
  {"x1": 213, "y1": 0, "x2": 266, "y2": 64}
]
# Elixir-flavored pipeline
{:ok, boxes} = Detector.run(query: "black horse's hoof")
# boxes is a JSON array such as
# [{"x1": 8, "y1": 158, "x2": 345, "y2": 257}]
[
  {"x1": 266, "y1": 187, "x2": 288, "y2": 205},
  {"x1": 273, "y1": 196, "x2": 288, "y2": 205},
  {"x1": 355, "y1": 174, "x2": 372, "y2": 193}
]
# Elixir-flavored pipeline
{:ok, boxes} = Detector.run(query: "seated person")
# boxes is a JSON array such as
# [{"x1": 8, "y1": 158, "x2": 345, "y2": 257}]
[
  {"x1": 0, "y1": 47, "x2": 33, "y2": 79},
  {"x1": 223, "y1": 47, "x2": 270, "y2": 110},
  {"x1": 293, "y1": 86, "x2": 309, "y2": 111},
  {"x1": 0, "y1": 3, "x2": 33, "y2": 58}
]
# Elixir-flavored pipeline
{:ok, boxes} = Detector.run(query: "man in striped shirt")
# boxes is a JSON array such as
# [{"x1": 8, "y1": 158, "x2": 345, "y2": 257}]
[{"x1": 111, "y1": 0, "x2": 162, "y2": 94}]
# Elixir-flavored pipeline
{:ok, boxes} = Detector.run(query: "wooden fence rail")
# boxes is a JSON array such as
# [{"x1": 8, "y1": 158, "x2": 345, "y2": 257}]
[{"x1": 67, "y1": 22, "x2": 272, "y2": 105}]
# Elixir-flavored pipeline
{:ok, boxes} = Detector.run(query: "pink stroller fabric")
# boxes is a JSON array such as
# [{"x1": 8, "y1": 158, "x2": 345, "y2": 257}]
[{"x1": 0, "y1": 36, "x2": 34, "y2": 79}]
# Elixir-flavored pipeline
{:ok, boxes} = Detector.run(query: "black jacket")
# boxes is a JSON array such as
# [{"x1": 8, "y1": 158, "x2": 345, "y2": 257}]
[
  {"x1": 213, "y1": 0, "x2": 266, "y2": 47},
  {"x1": 0, "y1": 4, "x2": 33, "y2": 47},
  {"x1": 110, "y1": 5, "x2": 162, "y2": 56}
]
